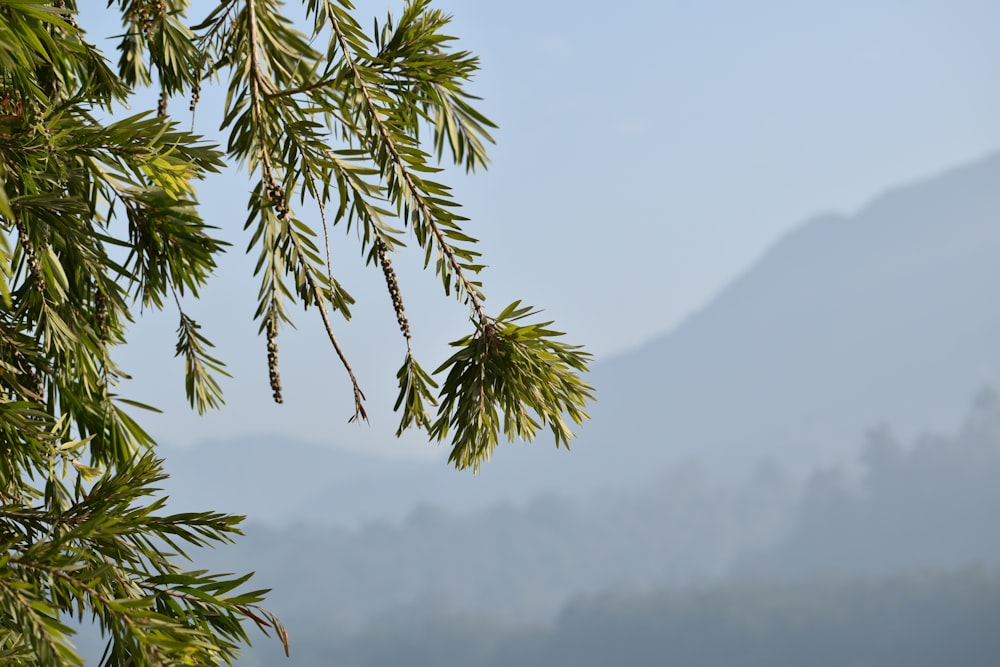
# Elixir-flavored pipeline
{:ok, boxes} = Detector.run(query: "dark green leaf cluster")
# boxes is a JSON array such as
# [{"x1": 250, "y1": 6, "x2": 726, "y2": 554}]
[
  {"x1": 0, "y1": 454, "x2": 285, "y2": 665},
  {"x1": 1, "y1": 0, "x2": 593, "y2": 662},
  {"x1": 186, "y1": 0, "x2": 593, "y2": 464},
  {"x1": 0, "y1": 2, "x2": 281, "y2": 662},
  {"x1": 430, "y1": 302, "x2": 594, "y2": 472}
]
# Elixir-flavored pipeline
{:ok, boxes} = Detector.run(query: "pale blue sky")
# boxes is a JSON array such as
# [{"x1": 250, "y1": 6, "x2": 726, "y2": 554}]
[{"x1": 83, "y1": 1, "x2": 1000, "y2": 453}]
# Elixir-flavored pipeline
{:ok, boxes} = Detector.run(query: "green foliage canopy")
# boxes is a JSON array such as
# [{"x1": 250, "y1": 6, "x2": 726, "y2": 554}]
[{"x1": 0, "y1": 0, "x2": 593, "y2": 663}]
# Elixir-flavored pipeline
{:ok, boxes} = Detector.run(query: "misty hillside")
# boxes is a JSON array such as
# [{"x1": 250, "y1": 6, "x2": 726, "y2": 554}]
[
  {"x1": 206, "y1": 393, "x2": 1000, "y2": 666},
  {"x1": 736, "y1": 388, "x2": 1000, "y2": 578},
  {"x1": 189, "y1": 392, "x2": 1000, "y2": 641},
  {"x1": 160, "y1": 151, "x2": 1000, "y2": 519},
  {"x1": 562, "y1": 150, "x2": 1000, "y2": 482},
  {"x1": 264, "y1": 570, "x2": 1000, "y2": 667},
  {"x1": 140, "y1": 153, "x2": 1000, "y2": 667}
]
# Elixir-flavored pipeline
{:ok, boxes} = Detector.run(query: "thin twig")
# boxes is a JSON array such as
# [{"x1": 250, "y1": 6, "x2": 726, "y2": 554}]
[{"x1": 325, "y1": 2, "x2": 487, "y2": 322}]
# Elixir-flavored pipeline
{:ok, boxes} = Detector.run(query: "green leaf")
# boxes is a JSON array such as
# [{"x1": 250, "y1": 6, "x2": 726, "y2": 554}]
[{"x1": 428, "y1": 306, "x2": 594, "y2": 472}]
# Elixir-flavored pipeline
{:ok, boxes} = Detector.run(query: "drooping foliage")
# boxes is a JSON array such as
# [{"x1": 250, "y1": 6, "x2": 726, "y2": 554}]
[{"x1": 0, "y1": 0, "x2": 592, "y2": 663}]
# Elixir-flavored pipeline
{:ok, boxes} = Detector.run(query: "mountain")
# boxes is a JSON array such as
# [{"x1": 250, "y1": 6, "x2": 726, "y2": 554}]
[
  {"x1": 735, "y1": 388, "x2": 1000, "y2": 578},
  {"x1": 160, "y1": 151, "x2": 1000, "y2": 522},
  {"x1": 273, "y1": 570, "x2": 1000, "y2": 667},
  {"x1": 546, "y1": 150, "x2": 1000, "y2": 482},
  {"x1": 147, "y1": 152, "x2": 1000, "y2": 665},
  {"x1": 179, "y1": 393, "x2": 1000, "y2": 666}
]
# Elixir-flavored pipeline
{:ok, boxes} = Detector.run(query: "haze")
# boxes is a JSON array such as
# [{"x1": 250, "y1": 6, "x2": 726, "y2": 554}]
[
  {"x1": 92, "y1": 0, "x2": 1000, "y2": 453},
  {"x1": 75, "y1": 2, "x2": 1000, "y2": 665}
]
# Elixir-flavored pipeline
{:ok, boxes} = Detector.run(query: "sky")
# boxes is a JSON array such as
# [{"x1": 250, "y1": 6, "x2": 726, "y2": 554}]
[{"x1": 83, "y1": 0, "x2": 1000, "y2": 455}]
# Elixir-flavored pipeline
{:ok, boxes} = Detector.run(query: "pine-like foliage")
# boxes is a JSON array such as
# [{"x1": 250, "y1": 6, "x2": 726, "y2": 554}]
[{"x1": 0, "y1": 1, "x2": 593, "y2": 663}]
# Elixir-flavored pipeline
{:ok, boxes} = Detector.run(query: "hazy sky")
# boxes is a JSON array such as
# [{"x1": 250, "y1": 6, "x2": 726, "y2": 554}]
[{"x1": 86, "y1": 1, "x2": 1000, "y2": 453}]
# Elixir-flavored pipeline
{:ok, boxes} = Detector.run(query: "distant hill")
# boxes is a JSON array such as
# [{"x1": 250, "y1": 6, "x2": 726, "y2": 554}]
[
  {"x1": 159, "y1": 435, "x2": 432, "y2": 526},
  {"x1": 160, "y1": 151, "x2": 1000, "y2": 520},
  {"x1": 735, "y1": 388, "x2": 1000, "y2": 578},
  {"x1": 535, "y1": 150, "x2": 1000, "y2": 484},
  {"x1": 273, "y1": 570, "x2": 1000, "y2": 667},
  {"x1": 186, "y1": 392, "x2": 1000, "y2": 644}
]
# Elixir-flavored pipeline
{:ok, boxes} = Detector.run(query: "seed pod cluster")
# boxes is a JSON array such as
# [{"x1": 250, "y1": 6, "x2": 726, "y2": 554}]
[
  {"x1": 265, "y1": 173, "x2": 290, "y2": 220},
  {"x1": 266, "y1": 319, "x2": 283, "y2": 404},
  {"x1": 137, "y1": 1, "x2": 165, "y2": 37},
  {"x1": 15, "y1": 219, "x2": 45, "y2": 296},
  {"x1": 376, "y1": 239, "x2": 411, "y2": 341},
  {"x1": 94, "y1": 289, "x2": 107, "y2": 341},
  {"x1": 52, "y1": 0, "x2": 80, "y2": 30},
  {"x1": 189, "y1": 83, "x2": 201, "y2": 112},
  {"x1": 11, "y1": 347, "x2": 42, "y2": 402}
]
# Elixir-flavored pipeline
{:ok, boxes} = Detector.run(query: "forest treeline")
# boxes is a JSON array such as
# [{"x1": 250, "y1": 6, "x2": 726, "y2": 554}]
[
  {"x1": 239, "y1": 568, "x2": 1000, "y2": 667},
  {"x1": 194, "y1": 389, "x2": 1000, "y2": 646},
  {"x1": 132, "y1": 390, "x2": 1000, "y2": 665},
  {"x1": 738, "y1": 387, "x2": 1000, "y2": 577}
]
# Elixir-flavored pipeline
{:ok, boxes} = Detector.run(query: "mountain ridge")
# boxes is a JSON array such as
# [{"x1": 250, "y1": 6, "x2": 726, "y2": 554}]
[
  {"x1": 581, "y1": 150, "x2": 1000, "y2": 478},
  {"x1": 161, "y1": 150, "x2": 1000, "y2": 521}
]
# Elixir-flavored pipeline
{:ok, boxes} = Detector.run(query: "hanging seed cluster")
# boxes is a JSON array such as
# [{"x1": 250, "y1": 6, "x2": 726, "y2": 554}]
[
  {"x1": 189, "y1": 82, "x2": 201, "y2": 112},
  {"x1": 94, "y1": 289, "x2": 107, "y2": 341},
  {"x1": 136, "y1": 1, "x2": 166, "y2": 37},
  {"x1": 376, "y1": 239, "x2": 411, "y2": 341},
  {"x1": 265, "y1": 172, "x2": 290, "y2": 220},
  {"x1": 15, "y1": 219, "x2": 45, "y2": 296},
  {"x1": 263, "y1": 164, "x2": 288, "y2": 404},
  {"x1": 52, "y1": 0, "x2": 80, "y2": 30},
  {"x1": 266, "y1": 319, "x2": 283, "y2": 404},
  {"x1": 10, "y1": 346, "x2": 43, "y2": 401}
]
